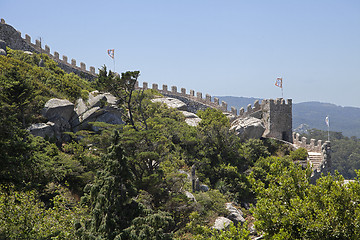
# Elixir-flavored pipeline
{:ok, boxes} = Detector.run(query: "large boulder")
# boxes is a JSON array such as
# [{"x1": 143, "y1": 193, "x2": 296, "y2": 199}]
[
  {"x1": 230, "y1": 116, "x2": 265, "y2": 140},
  {"x1": 152, "y1": 97, "x2": 187, "y2": 111},
  {"x1": 42, "y1": 98, "x2": 74, "y2": 122},
  {"x1": 213, "y1": 217, "x2": 233, "y2": 230},
  {"x1": 225, "y1": 202, "x2": 245, "y2": 224}
]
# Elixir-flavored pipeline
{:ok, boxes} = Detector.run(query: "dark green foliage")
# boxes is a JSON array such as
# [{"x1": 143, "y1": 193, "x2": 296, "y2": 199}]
[
  {"x1": 0, "y1": 184, "x2": 87, "y2": 239},
  {"x1": 122, "y1": 210, "x2": 175, "y2": 240},
  {"x1": 79, "y1": 131, "x2": 142, "y2": 239},
  {"x1": 0, "y1": 66, "x2": 34, "y2": 127},
  {"x1": 95, "y1": 67, "x2": 145, "y2": 131},
  {"x1": 0, "y1": 102, "x2": 32, "y2": 186},
  {"x1": 195, "y1": 108, "x2": 245, "y2": 181},
  {"x1": 241, "y1": 139, "x2": 270, "y2": 166},
  {"x1": 289, "y1": 147, "x2": 308, "y2": 161},
  {"x1": 189, "y1": 108, "x2": 263, "y2": 202},
  {"x1": 250, "y1": 156, "x2": 360, "y2": 239},
  {"x1": 262, "y1": 137, "x2": 292, "y2": 157},
  {"x1": 193, "y1": 222, "x2": 250, "y2": 240},
  {"x1": 1, "y1": 50, "x2": 93, "y2": 104}
]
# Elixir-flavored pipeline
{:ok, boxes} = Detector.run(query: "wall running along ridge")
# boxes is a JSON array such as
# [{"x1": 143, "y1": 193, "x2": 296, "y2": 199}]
[
  {"x1": 0, "y1": 18, "x2": 96, "y2": 80},
  {"x1": 1, "y1": 18, "x2": 303, "y2": 145},
  {"x1": 136, "y1": 81, "x2": 293, "y2": 142}
]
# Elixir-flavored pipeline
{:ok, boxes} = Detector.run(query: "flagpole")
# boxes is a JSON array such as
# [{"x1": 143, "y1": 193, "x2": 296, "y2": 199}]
[
  {"x1": 327, "y1": 121, "x2": 330, "y2": 142},
  {"x1": 326, "y1": 116, "x2": 330, "y2": 141},
  {"x1": 275, "y1": 77, "x2": 283, "y2": 98}
]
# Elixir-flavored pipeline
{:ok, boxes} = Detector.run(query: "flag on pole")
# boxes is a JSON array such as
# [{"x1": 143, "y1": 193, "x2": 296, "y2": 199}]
[
  {"x1": 275, "y1": 77, "x2": 282, "y2": 88},
  {"x1": 107, "y1": 49, "x2": 114, "y2": 59},
  {"x1": 325, "y1": 116, "x2": 330, "y2": 127}
]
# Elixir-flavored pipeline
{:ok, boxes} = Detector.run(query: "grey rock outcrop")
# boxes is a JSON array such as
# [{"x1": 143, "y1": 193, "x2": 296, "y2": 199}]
[
  {"x1": 213, "y1": 217, "x2": 233, "y2": 230},
  {"x1": 230, "y1": 117, "x2": 265, "y2": 140},
  {"x1": 42, "y1": 99, "x2": 74, "y2": 122},
  {"x1": 225, "y1": 202, "x2": 245, "y2": 224},
  {"x1": 180, "y1": 111, "x2": 201, "y2": 127},
  {"x1": 40, "y1": 99, "x2": 74, "y2": 141},
  {"x1": 71, "y1": 91, "x2": 123, "y2": 132},
  {"x1": 28, "y1": 122, "x2": 55, "y2": 139},
  {"x1": 152, "y1": 97, "x2": 187, "y2": 111},
  {"x1": 30, "y1": 91, "x2": 123, "y2": 141},
  {"x1": 151, "y1": 97, "x2": 202, "y2": 127}
]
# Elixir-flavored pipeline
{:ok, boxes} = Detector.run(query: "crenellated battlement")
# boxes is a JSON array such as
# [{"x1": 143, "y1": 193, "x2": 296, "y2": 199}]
[
  {"x1": 292, "y1": 132, "x2": 322, "y2": 152},
  {"x1": 135, "y1": 81, "x2": 293, "y2": 118},
  {"x1": 292, "y1": 132, "x2": 331, "y2": 178},
  {"x1": 135, "y1": 81, "x2": 239, "y2": 114},
  {"x1": 0, "y1": 18, "x2": 96, "y2": 78},
  {"x1": 22, "y1": 33, "x2": 96, "y2": 75},
  {"x1": 262, "y1": 98, "x2": 292, "y2": 106}
]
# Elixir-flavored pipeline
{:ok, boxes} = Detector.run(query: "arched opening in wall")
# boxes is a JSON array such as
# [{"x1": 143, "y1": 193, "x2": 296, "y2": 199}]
[{"x1": 282, "y1": 131, "x2": 288, "y2": 142}]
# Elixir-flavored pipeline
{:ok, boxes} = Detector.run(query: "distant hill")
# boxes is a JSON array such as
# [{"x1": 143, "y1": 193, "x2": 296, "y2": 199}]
[{"x1": 216, "y1": 96, "x2": 360, "y2": 138}]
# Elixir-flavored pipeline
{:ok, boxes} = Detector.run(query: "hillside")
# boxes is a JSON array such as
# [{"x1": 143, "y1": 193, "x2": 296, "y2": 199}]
[
  {"x1": 2, "y1": 46, "x2": 360, "y2": 239},
  {"x1": 217, "y1": 96, "x2": 360, "y2": 138}
]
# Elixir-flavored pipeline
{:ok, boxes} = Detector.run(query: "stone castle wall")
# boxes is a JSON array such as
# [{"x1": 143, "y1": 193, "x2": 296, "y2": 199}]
[
  {"x1": 0, "y1": 18, "x2": 96, "y2": 80},
  {"x1": 136, "y1": 81, "x2": 232, "y2": 114},
  {"x1": 136, "y1": 81, "x2": 293, "y2": 142}
]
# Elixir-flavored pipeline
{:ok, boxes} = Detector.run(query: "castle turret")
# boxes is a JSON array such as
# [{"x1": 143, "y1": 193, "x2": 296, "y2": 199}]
[{"x1": 261, "y1": 98, "x2": 293, "y2": 142}]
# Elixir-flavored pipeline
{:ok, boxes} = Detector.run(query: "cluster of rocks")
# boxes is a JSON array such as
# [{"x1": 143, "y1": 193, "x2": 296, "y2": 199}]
[
  {"x1": 152, "y1": 97, "x2": 202, "y2": 127},
  {"x1": 29, "y1": 90, "x2": 268, "y2": 143},
  {"x1": 29, "y1": 95, "x2": 206, "y2": 141},
  {"x1": 29, "y1": 91, "x2": 123, "y2": 141},
  {"x1": 213, "y1": 202, "x2": 246, "y2": 230}
]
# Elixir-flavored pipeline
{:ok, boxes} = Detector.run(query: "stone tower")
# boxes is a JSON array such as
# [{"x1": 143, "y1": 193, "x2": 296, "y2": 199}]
[{"x1": 261, "y1": 98, "x2": 293, "y2": 142}]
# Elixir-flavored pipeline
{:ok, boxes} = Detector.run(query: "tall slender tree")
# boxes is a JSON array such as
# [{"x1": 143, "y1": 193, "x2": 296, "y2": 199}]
[{"x1": 79, "y1": 131, "x2": 142, "y2": 239}]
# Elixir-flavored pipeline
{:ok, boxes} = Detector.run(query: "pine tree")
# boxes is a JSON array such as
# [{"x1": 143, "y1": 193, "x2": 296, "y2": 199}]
[
  {"x1": 0, "y1": 68, "x2": 33, "y2": 186},
  {"x1": 79, "y1": 131, "x2": 142, "y2": 239}
]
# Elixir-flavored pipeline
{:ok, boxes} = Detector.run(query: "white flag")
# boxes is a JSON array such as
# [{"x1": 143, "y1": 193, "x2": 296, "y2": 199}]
[{"x1": 325, "y1": 116, "x2": 329, "y2": 127}]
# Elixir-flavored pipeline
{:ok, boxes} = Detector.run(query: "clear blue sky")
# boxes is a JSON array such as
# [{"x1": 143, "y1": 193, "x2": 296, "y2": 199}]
[{"x1": 2, "y1": 0, "x2": 360, "y2": 107}]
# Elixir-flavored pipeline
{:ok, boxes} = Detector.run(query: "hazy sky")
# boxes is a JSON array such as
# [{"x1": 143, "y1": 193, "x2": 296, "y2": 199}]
[{"x1": 2, "y1": 0, "x2": 360, "y2": 107}]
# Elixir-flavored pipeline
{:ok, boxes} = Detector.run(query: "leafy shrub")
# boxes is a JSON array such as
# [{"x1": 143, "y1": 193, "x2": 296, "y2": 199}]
[{"x1": 290, "y1": 147, "x2": 308, "y2": 160}]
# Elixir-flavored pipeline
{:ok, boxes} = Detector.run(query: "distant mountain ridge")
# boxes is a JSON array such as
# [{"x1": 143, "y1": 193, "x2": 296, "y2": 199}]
[{"x1": 216, "y1": 96, "x2": 360, "y2": 138}]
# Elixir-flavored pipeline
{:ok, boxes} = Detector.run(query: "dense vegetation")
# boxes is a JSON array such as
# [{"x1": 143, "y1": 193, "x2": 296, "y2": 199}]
[{"x1": 2, "y1": 49, "x2": 360, "y2": 239}]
